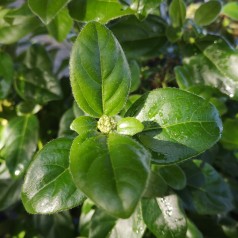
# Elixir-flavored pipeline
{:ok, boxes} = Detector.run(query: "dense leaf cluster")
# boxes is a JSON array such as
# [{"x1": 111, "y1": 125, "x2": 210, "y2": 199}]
[{"x1": 0, "y1": 0, "x2": 238, "y2": 237}]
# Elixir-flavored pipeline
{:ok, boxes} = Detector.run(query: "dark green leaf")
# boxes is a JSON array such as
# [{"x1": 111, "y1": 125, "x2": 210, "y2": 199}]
[
  {"x1": 126, "y1": 88, "x2": 222, "y2": 164},
  {"x1": 169, "y1": 0, "x2": 186, "y2": 27},
  {"x1": 28, "y1": 0, "x2": 71, "y2": 24},
  {"x1": 33, "y1": 212, "x2": 75, "y2": 238},
  {"x1": 15, "y1": 68, "x2": 62, "y2": 104},
  {"x1": 1, "y1": 115, "x2": 39, "y2": 177},
  {"x1": 68, "y1": 0, "x2": 134, "y2": 24},
  {"x1": 58, "y1": 108, "x2": 76, "y2": 138},
  {"x1": 194, "y1": 1, "x2": 222, "y2": 26},
  {"x1": 70, "y1": 133, "x2": 151, "y2": 218},
  {"x1": 70, "y1": 21, "x2": 131, "y2": 117},
  {"x1": 222, "y1": 2, "x2": 238, "y2": 21},
  {"x1": 166, "y1": 26, "x2": 183, "y2": 43},
  {"x1": 110, "y1": 15, "x2": 166, "y2": 58},
  {"x1": 70, "y1": 116, "x2": 97, "y2": 135},
  {"x1": 186, "y1": 219, "x2": 203, "y2": 238},
  {"x1": 47, "y1": 8, "x2": 73, "y2": 42},
  {"x1": 16, "y1": 101, "x2": 41, "y2": 116},
  {"x1": 117, "y1": 117, "x2": 144, "y2": 136},
  {"x1": 0, "y1": 52, "x2": 14, "y2": 99},
  {"x1": 185, "y1": 160, "x2": 233, "y2": 215},
  {"x1": 129, "y1": 60, "x2": 140, "y2": 92},
  {"x1": 22, "y1": 138, "x2": 85, "y2": 214},
  {"x1": 159, "y1": 165, "x2": 186, "y2": 190},
  {"x1": 142, "y1": 194, "x2": 187, "y2": 238}
]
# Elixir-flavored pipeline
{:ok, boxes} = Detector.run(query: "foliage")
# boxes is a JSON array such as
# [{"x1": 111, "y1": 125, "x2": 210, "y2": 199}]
[{"x1": 0, "y1": 0, "x2": 238, "y2": 237}]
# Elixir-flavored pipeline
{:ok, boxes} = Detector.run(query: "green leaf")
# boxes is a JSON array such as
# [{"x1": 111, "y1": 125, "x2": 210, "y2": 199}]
[
  {"x1": 68, "y1": 0, "x2": 134, "y2": 24},
  {"x1": 159, "y1": 165, "x2": 186, "y2": 190},
  {"x1": 33, "y1": 212, "x2": 75, "y2": 238},
  {"x1": 169, "y1": 0, "x2": 186, "y2": 27},
  {"x1": 28, "y1": 0, "x2": 71, "y2": 24},
  {"x1": 109, "y1": 204, "x2": 146, "y2": 238},
  {"x1": 166, "y1": 26, "x2": 183, "y2": 43},
  {"x1": 70, "y1": 116, "x2": 97, "y2": 135},
  {"x1": 194, "y1": 1, "x2": 222, "y2": 26},
  {"x1": 70, "y1": 133, "x2": 151, "y2": 218},
  {"x1": 186, "y1": 219, "x2": 203, "y2": 238},
  {"x1": 70, "y1": 22, "x2": 131, "y2": 117},
  {"x1": 0, "y1": 163, "x2": 22, "y2": 211},
  {"x1": 142, "y1": 194, "x2": 187, "y2": 238},
  {"x1": 0, "y1": 4, "x2": 41, "y2": 44},
  {"x1": 1, "y1": 115, "x2": 39, "y2": 177},
  {"x1": 22, "y1": 138, "x2": 85, "y2": 214},
  {"x1": 221, "y1": 119, "x2": 238, "y2": 150},
  {"x1": 183, "y1": 160, "x2": 233, "y2": 215},
  {"x1": 89, "y1": 209, "x2": 117, "y2": 238},
  {"x1": 126, "y1": 88, "x2": 222, "y2": 164},
  {"x1": 58, "y1": 108, "x2": 76, "y2": 138},
  {"x1": 47, "y1": 8, "x2": 73, "y2": 42},
  {"x1": 222, "y1": 2, "x2": 238, "y2": 21},
  {"x1": 117, "y1": 117, "x2": 144, "y2": 136},
  {"x1": 0, "y1": 52, "x2": 14, "y2": 99},
  {"x1": 129, "y1": 60, "x2": 140, "y2": 93},
  {"x1": 15, "y1": 67, "x2": 62, "y2": 104},
  {"x1": 16, "y1": 101, "x2": 41, "y2": 116},
  {"x1": 110, "y1": 15, "x2": 166, "y2": 58}
]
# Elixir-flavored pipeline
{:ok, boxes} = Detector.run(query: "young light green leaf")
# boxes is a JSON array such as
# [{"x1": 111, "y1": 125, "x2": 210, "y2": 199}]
[
  {"x1": 126, "y1": 88, "x2": 222, "y2": 164},
  {"x1": 28, "y1": 0, "x2": 71, "y2": 24},
  {"x1": 70, "y1": 116, "x2": 97, "y2": 135},
  {"x1": 68, "y1": 0, "x2": 134, "y2": 24},
  {"x1": 169, "y1": 0, "x2": 186, "y2": 27},
  {"x1": 1, "y1": 115, "x2": 39, "y2": 177},
  {"x1": 221, "y1": 119, "x2": 238, "y2": 150},
  {"x1": 222, "y1": 2, "x2": 238, "y2": 21},
  {"x1": 47, "y1": 8, "x2": 73, "y2": 42},
  {"x1": 159, "y1": 165, "x2": 186, "y2": 190},
  {"x1": 70, "y1": 22, "x2": 131, "y2": 117},
  {"x1": 70, "y1": 133, "x2": 151, "y2": 218},
  {"x1": 22, "y1": 138, "x2": 85, "y2": 214},
  {"x1": 142, "y1": 194, "x2": 187, "y2": 238},
  {"x1": 117, "y1": 117, "x2": 144, "y2": 136},
  {"x1": 0, "y1": 52, "x2": 14, "y2": 99},
  {"x1": 194, "y1": 1, "x2": 222, "y2": 26}
]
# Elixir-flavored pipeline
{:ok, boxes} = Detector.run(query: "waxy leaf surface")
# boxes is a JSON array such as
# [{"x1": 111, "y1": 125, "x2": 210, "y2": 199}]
[
  {"x1": 70, "y1": 22, "x2": 131, "y2": 117},
  {"x1": 22, "y1": 138, "x2": 85, "y2": 214},
  {"x1": 126, "y1": 88, "x2": 222, "y2": 164},
  {"x1": 70, "y1": 133, "x2": 150, "y2": 218},
  {"x1": 1, "y1": 115, "x2": 39, "y2": 177}
]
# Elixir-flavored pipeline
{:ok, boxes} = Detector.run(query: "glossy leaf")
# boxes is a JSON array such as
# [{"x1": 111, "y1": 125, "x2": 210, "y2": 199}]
[
  {"x1": 110, "y1": 15, "x2": 166, "y2": 58},
  {"x1": 70, "y1": 133, "x2": 151, "y2": 218},
  {"x1": 194, "y1": 1, "x2": 222, "y2": 26},
  {"x1": 0, "y1": 163, "x2": 22, "y2": 211},
  {"x1": 47, "y1": 8, "x2": 73, "y2": 42},
  {"x1": 70, "y1": 116, "x2": 97, "y2": 135},
  {"x1": 186, "y1": 219, "x2": 203, "y2": 238},
  {"x1": 0, "y1": 52, "x2": 14, "y2": 99},
  {"x1": 222, "y1": 2, "x2": 238, "y2": 21},
  {"x1": 16, "y1": 101, "x2": 41, "y2": 116},
  {"x1": 15, "y1": 68, "x2": 62, "y2": 105},
  {"x1": 22, "y1": 138, "x2": 85, "y2": 214},
  {"x1": 169, "y1": 0, "x2": 186, "y2": 27},
  {"x1": 221, "y1": 119, "x2": 238, "y2": 150},
  {"x1": 1, "y1": 115, "x2": 39, "y2": 177},
  {"x1": 159, "y1": 165, "x2": 186, "y2": 190},
  {"x1": 142, "y1": 194, "x2": 187, "y2": 238},
  {"x1": 117, "y1": 117, "x2": 144, "y2": 136},
  {"x1": 109, "y1": 204, "x2": 146, "y2": 238},
  {"x1": 68, "y1": 0, "x2": 134, "y2": 24},
  {"x1": 183, "y1": 160, "x2": 233, "y2": 215},
  {"x1": 28, "y1": 0, "x2": 71, "y2": 24},
  {"x1": 126, "y1": 88, "x2": 222, "y2": 164},
  {"x1": 70, "y1": 22, "x2": 131, "y2": 117}
]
